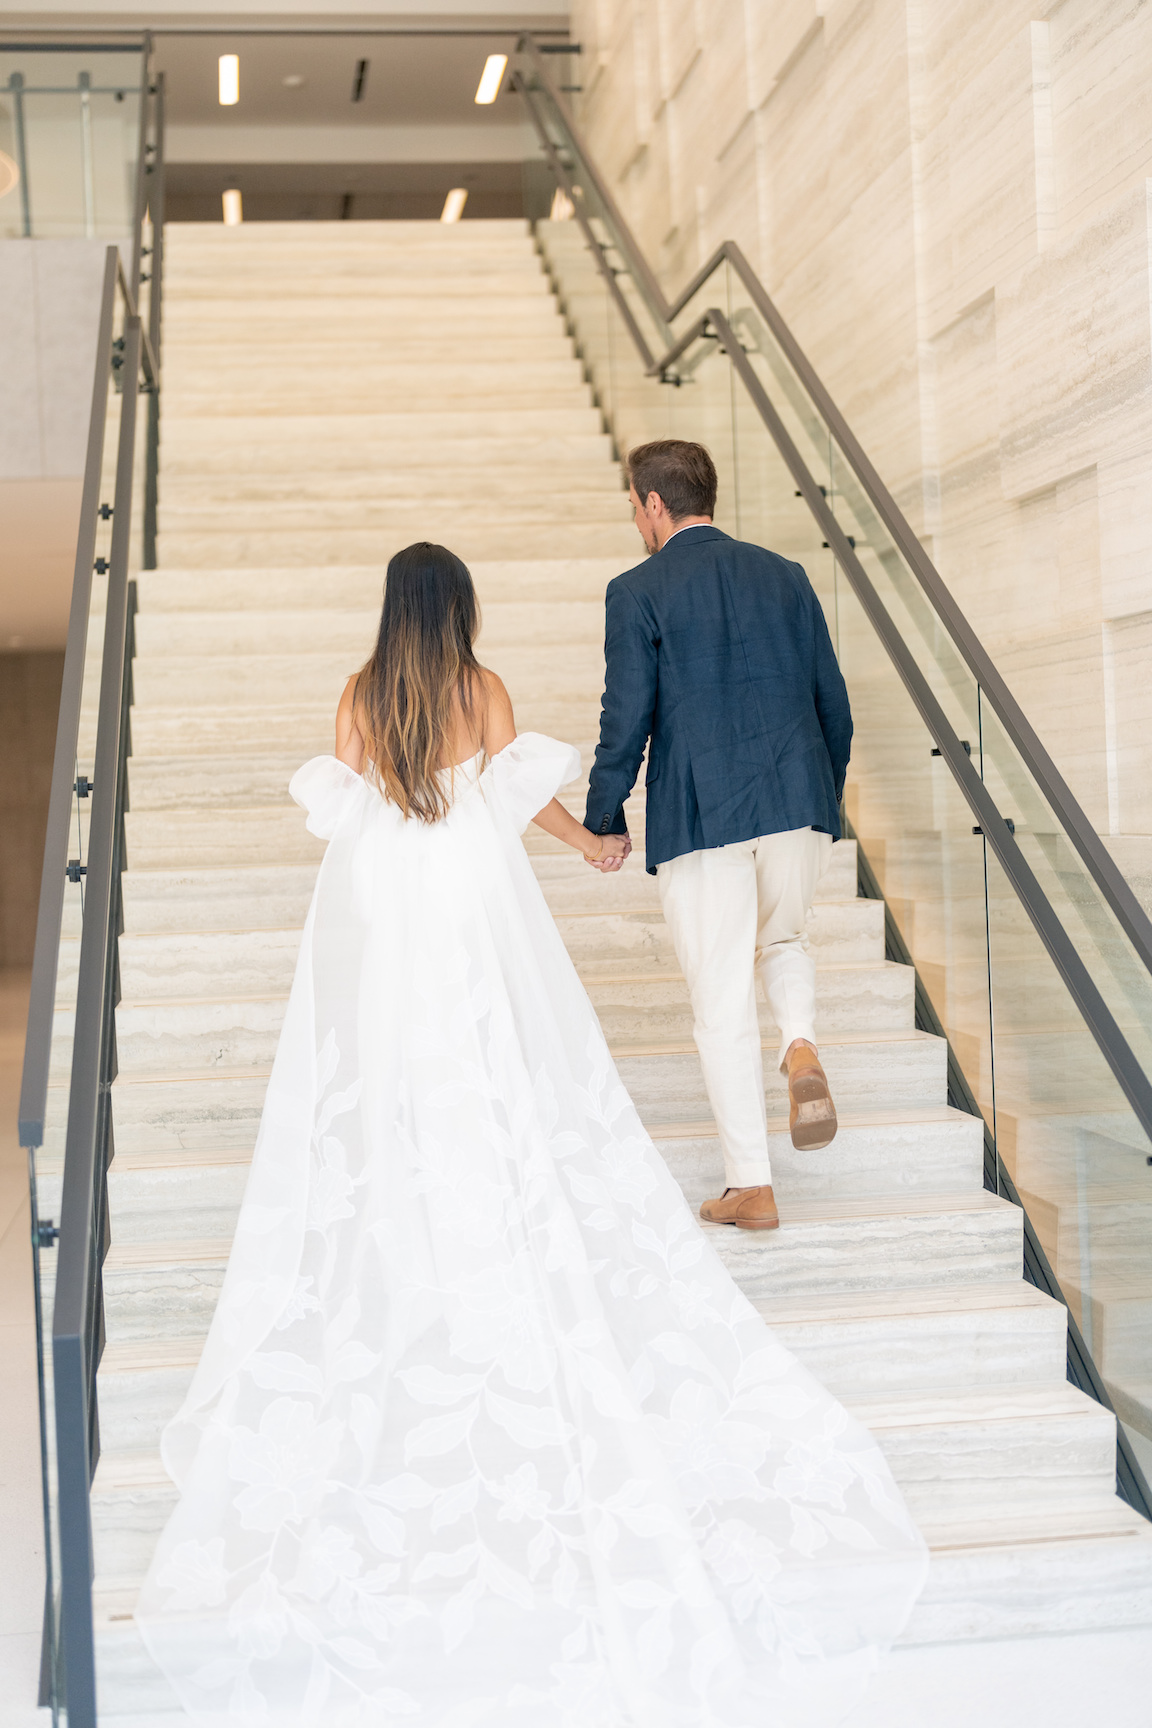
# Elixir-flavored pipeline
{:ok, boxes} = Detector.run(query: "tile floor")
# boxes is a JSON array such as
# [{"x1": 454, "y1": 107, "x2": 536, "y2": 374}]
[{"x1": 0, "y1": 969, "x2": 49, "y2": 1725}]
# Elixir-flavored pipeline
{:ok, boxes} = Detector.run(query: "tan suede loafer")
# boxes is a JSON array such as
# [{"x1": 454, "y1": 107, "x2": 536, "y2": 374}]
[
  {"x1": 699, "y1": 1185, "x2": 779, "y2": 1230},
  {"x1": 788, "y1": 1047, "x2": 838, "y2": 1150}
]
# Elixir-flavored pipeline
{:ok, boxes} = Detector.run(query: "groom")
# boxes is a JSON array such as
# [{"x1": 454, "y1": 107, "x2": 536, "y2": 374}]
[{"x1": 585, "y1": 440, "x2": 853, "y2": 1232}]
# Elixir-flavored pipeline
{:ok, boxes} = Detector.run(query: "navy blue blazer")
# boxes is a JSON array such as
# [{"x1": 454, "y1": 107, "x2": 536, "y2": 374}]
[{"x1": 584, "y1": 525, "x2": 853, "y2": 873}]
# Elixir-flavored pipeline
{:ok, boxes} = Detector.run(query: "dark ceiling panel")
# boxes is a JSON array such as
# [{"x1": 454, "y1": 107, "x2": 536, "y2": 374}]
[{"x1": 154, "y1": 32, "x2": 532, "y2": 128}]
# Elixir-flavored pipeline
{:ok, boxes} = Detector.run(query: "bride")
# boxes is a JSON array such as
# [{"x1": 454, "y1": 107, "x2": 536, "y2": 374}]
[{"x1": 136, "y1": 543, "x2": 927, "y2": 1726}]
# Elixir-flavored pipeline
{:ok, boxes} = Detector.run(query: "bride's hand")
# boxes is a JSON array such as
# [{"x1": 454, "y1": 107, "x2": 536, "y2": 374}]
[{"x1": 583, "y1": 832, "x2": 630, "y2": 872}]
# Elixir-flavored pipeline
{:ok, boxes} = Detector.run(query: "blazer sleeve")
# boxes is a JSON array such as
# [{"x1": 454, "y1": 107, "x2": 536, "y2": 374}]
[
  {"x1": 584, "y1": 579, "x2": 658, "y2": 836},
  {"x1": 810, "y1": 585, "x2": 853, "y2": 801}
]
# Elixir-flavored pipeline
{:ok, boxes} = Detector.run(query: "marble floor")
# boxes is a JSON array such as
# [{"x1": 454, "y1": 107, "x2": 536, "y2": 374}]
[{"x1": 0, "y1": 968, "x2": 48, "y2": 1726}]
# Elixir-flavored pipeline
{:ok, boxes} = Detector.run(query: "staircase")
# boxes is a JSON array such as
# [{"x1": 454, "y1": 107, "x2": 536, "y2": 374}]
[{"x1": 74, "y1": 220, "x2": 1152, "y2": 1724}]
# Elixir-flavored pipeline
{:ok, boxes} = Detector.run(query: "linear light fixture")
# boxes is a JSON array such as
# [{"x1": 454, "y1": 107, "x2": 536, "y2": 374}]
[
  {"x1": 474, "y1": 54, "x2": 507, "y2": 105},
  {"x1": 218, "y1": 54, "x2": 239, "y2": 106},
  {"x1": 440, "y1": 188, "x2": 468, "y2": 224},
  {"x1": 222, "y1": 188, "x2": 243, "y2": 226}
]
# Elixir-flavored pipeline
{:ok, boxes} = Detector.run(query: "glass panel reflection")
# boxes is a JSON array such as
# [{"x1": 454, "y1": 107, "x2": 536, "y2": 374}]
[{"x1": 0, "y1": 47, "x2": 143, "y2": 241}]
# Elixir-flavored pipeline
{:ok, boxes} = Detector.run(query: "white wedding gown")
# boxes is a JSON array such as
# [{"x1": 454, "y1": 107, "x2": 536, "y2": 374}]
[{"x1": 135, "y1": 734, "x2": 928, "y2": 1727}]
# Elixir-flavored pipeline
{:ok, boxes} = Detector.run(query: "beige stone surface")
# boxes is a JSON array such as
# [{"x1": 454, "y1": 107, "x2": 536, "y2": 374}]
[{"x1": 569, "y1": 0, "x2": 1152, "y2": 845}]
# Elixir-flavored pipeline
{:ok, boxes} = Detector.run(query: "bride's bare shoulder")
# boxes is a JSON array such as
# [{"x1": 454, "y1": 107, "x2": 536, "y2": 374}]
[
  {"x1": 474, "y1": 665, "x2": 516, "y2": 754},
  {"x1": 335, "y1": 674, "x2": 365, "y2": 769}
]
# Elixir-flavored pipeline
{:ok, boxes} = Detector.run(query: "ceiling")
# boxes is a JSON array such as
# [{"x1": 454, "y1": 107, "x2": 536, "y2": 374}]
[{"x1": 152, "y1": 31, "x2": 548, "y2": 130}]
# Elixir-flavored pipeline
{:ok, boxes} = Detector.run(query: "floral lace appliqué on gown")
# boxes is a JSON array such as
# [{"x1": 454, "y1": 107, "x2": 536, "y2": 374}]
[{"x1": 135, "y1": 734, "x2": 928, "y2": 1727}]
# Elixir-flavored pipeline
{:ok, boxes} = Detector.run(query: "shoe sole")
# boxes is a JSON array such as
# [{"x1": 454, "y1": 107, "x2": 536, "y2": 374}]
[
  {"x1": 699, "y1": 1210, "x2": 780, "y2": 1230},
  {"x1": 790, "y1": 1094, "x2": 838, "y2": 1152}
]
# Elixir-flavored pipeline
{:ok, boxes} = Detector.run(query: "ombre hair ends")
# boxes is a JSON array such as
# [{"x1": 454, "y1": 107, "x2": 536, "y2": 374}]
[{"x1": 354, "y1": 543, "x2": 484, "y2": 822}]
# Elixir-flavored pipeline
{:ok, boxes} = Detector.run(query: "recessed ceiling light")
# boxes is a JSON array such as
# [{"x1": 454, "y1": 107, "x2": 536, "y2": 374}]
[
  {"x1": 441, "y1": 188, "x2": 468, "y2": 224},
  {"x1": 218, "y1": 54, "x2": 239, "y2": 106},
  {"x1": 282, "y1": 74, "x2": 305, "y2": 88},
  {"x1": 222, "y1": 188, "x2": 243, "y2": 225},
  {"x1": 474, "y1": 54, "x2": 507, "y2": 105}
]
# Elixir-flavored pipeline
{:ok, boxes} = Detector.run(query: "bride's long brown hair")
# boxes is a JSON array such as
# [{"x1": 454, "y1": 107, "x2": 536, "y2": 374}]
[{"x1": 354, "y1": 542, "x2": 485, "y2": 823}]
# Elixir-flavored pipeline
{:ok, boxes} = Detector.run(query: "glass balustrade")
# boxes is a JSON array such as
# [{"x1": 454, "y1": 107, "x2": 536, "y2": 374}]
[
  {"x1": 0, "y1": 45, "x2": 144, "y2": 241},
  {"x1": 523, "y1": 60, "x2": 1152, "y2": 1495}
]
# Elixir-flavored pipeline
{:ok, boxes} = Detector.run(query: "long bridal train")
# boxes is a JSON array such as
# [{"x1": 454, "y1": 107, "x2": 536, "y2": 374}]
[{"x1": 134, "y1": 734, "x2": 928, "y2": 1727}]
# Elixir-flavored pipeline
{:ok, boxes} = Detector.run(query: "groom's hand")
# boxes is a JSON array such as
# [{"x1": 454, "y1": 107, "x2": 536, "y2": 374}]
[{"x1": 589, "y1": 833, "x2": 631, "y2": 873}]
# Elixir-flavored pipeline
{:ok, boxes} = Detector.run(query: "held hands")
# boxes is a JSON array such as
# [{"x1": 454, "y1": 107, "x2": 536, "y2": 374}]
[{"x1": 582, "y1": 831, "x2": 632, "y2": 873}]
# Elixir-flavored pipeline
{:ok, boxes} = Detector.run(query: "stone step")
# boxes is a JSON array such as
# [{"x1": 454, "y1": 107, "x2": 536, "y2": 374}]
[
  {"x1": 85, "y1": 1277, "x2": 1063, "y2": 1462},
  {"x1": 134, "y1": 560, "x2": 621, "y2": 612},
  {"x1": 62, "y1": 995, "x2": 925, "y2": 1093},
  {"x1": 32, "y1": 1106, "x2": 985, "y2": 1255},
  {"x1": 133, "y1": 599, "x2": 613, "y2": 659},
  {"x1": 125, "y1": 709, "x2": 601, "y2": 762},
  {"x1": 62, "y1": 1022, "x2": 936, "y2": 1161},
  {"x1": 757, "y1": 1279, "x2": 1066, "y2": 1394},
  {"x1": 554, "y1": 900, "x2": 883, "y2": 973},
  {"x1": 159, "y1": 435, "x2": 615, "y2": 479},
  {"x1": 703, "y1": 1190, "x2": 1021, "y2": 1299},
  {"x1": 164, "y1": 354, "x2": 586, "y2": 388},
  {"x1": 103, "y1": 853, "x2": 857, "y2": 981},
  {"x1": 162, "y1": 297, "x2": 570, "y2": 329},
  {"x1": 92, "y1": 1191, "x2": 1020, "y2": 1349},
  {"x1": 164, "y1": 271, "x2": 555, "y2": 300},
  {"x1": 119, "y1": 793, "x2": 617, "y2": 871},
  {"x1": 655, "y1": 1107, "x2": 982, "y2": 1200},
  {"x1": 161, "y1": 380, "x2": 596, "y2": 418},
  {"x1": 618, "y1": 1029, "x2": 947, "y2": 1122},
  {"x1": 158, "y1": 469, "x2": 621, "y2": 505},
  {"x1": 130, "y1": 642, "x2": 607, "y2": 709},
  {"x1": 105, "y1": 918, "x2": 881, "y2": 1013},
  {"x1": 587, "y1": 960, "x2": 913, "y2": 1038},
  {"x1": 87, "y1": 1507, "x2": 1152, "y2": 1723},
  {"x1": 156, "y1": 497, "x2": 629, "y2": 535},
  {"x1": 106, "y1": 836, "x2": 850, "y2": 936},
  {"x1": 161, "y1": 332, "x2": 577, "y2": 364},
  {"x1": 155, "y1": 522, "x2": 641, "y2": 566},
  {"x1": 163, "y1": 216, "x2": 531, "y2": 239},
  {"x1": 86, "y1": 1376, "x2": 1109, "y2": 1592},
  {"x1": 109, "y1": 851, "x2": 868, "y2": 937},
  {"x1": 158, "y1": 407, "x2": 606, "y2": 441}
]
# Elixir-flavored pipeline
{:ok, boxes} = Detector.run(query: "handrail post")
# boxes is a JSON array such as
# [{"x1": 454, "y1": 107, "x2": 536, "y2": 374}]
[
  {"x1": 129, "y1": 34, "x2": 152, "y2": 305},
  {"x1": 9, "y1": 71, "x2": 32, "y2": 236},
  {"x1": 143, "y1": 71, "x2": 164, "y2": 570}
]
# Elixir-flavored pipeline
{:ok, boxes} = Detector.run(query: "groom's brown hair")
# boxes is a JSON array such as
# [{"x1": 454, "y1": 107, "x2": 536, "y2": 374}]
[{"x1": 627, "y1": 440, "x2": 717, "y2": 520}]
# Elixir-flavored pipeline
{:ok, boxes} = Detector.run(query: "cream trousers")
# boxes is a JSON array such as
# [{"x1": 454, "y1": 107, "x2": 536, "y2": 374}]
[{"x1": 656, "y1": 826, "x2": 834, "y2": 1187}]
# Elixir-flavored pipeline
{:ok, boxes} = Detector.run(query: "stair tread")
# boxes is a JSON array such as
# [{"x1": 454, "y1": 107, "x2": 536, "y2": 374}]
[
  {"x1": 102, "y1": 1191, "x2": 1016, "y2": 1272},
  {"x1": 95, "y1": 1279, "x2": 1059, "y2": 1376}
]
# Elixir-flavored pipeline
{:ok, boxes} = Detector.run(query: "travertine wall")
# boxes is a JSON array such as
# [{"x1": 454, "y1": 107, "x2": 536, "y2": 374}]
[{"x1": 570, "y1": 0, "x2": 1152, "y2": 854}]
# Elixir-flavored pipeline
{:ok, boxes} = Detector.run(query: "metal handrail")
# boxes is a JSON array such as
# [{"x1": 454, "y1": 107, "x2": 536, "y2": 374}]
[
  {"x1": 515, "y1": 35, "x2": 1152, "y2": 987},
  {"x1": 708, "y1": 305, "x2": 1152, "y2": 1155},
  {"x1": 515, "y1": 46, "x2": 1152, "y2": 1516},
  {"x1": 17, "y1": 47, "x2": 162, "y2": 1724}
]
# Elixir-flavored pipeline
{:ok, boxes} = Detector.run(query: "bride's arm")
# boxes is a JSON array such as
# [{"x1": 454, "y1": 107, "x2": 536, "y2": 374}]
[
  {"x1": 480, "y1": 670, "x2": 628, "y2": 870},
  {"x1": 335, "y1": 676, "x2": 365, "y2": 771}
]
